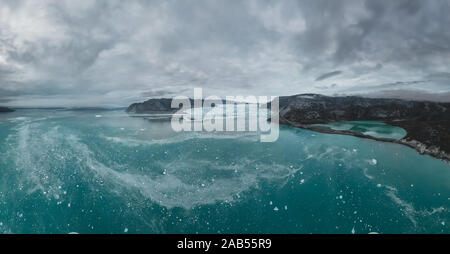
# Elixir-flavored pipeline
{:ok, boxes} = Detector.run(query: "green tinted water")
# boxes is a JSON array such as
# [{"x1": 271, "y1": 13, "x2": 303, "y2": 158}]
[{"x1": 314, "y1": 121, "x2": 407, "y2": 140}]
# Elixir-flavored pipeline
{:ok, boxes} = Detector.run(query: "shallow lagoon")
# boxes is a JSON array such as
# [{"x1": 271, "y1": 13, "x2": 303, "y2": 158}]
[{"x1": 314, "y1": 121, "x2": 407, "y2": 140}]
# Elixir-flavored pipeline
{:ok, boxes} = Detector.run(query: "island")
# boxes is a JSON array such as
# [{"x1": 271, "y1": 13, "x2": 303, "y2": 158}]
[
  {"x1": 126, "y1": 98, "x2": 228, "y2": 114},
  {"x1": 126, "y1": 98, "x2": 177, "y2": 114},
  {"x1": 0, "y1": 107, "x2": 14, "y2": 113}
]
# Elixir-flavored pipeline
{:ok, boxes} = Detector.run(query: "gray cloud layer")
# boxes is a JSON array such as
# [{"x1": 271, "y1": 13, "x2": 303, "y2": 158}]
[
  {"x1": 315, "y1": 71, "x2": 343, "y2": 81},
  {"x1": 1, "y1": 0, "x2": 450, "y2": 107}
]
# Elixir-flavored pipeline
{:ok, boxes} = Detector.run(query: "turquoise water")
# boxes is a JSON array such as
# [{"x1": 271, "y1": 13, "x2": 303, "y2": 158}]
[
  {"x1": 314, "y1": 121, "x2": 407, "y2": 140},
  {"x1": 0, "y1": 110, "x2": 449, "y2": 234}
]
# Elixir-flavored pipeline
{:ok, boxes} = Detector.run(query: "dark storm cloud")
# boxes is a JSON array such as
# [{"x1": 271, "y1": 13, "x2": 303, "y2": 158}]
[
  {"x1": 375, "y1": 81, "x2": 429, "y2": 89},
  {"x1": 360, "y1": 90, "x2": 450, "y2": 103},
  {"x1": 315, "y1": 83, "x2": 338, "y2": 90},
  {"x1": 347, "y1": 80, "x2": 430, "y2": 93},
  {"x1": 0, "y1": 0, "x2": 449, "y2": 107},
  {"x1": 315, "y1": 71, "x2": 342, "y2": 81},
  {"x1": 140, "y1": 87, "x2": 190, "y2": 98}
]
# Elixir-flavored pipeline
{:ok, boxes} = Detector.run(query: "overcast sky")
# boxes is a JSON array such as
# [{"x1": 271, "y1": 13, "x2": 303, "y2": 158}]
[{"x1": 1, "y1": 0, "x2": 450, "y2": 107}]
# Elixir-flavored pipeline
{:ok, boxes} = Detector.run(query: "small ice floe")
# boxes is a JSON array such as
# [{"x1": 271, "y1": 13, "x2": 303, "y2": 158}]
[
  {"x1": 120, "y1": 128, "x2": 125, "y2": 130},
  {"x1": 273, "y1": 207, "x2": 279, "y2": 211},
  {"x1": 429, "y1": 207, "x2": 445, "y2": 215},
  {"x1": 139, "y1": 128, "x2": 146, "y2": 131},
  {"x1": 68, "y1": 232, "x2": 79, "y2": 234},
  {"x1": 351, "y1": 227, "x2": 355, "y2": 234},
  {"x1": 284, "y1": 205, "x2": 288, "y2": 210},
  {"x1": 442, "y1": 221, "x2": 446, "y2": 226},
  {"x1": 368, "y1": 159, "x2": 377, "y2": 165},
  {"x1": 269, "y1": 201, "x2": 273, "y2": 205},
  {"x1": 410, "y1": 184, "x2": 414, "y2": 188},
  {"x1": 95, "y1": 115, "x2": 102, "y2": 118},
  {"x1": 353, "y1": 149, "x2": 357, "y2": 152},
  {"x1": 376, "y1": 184, "x2": 382, "y2": 188},
  {"x1": 368, "y1": 232, "x2": 379, "y2": 234},
  {"x1": 12, "y1": 117, "x2": 28, "y2": 121},
  {"x1": 300, "y1": 179, "x2": 305, "y2": 184},
  {"x1": 363, "y1": 168, "x2": 374, "y2": 180},
  {"x1": 124, "y1": 228, "x2": 129, "y2": 233}
]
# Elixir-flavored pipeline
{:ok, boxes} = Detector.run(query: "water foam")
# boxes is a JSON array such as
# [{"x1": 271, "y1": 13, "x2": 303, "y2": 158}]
[
  {"x1": 101, "y1": 131, "x2": 260, "y2": 147},
  {"x1": 8, "y1": 122, "x2": 66, "y2": 200},
  {"x1": 384, "y1": 185, "x2": 418, "y2": 227},
  {"x1": 8, "y1": 123, "x2": 297, "y2": 209},
  {"x1": 77, "y1": 142, "x2": 297, "y2": 209}
]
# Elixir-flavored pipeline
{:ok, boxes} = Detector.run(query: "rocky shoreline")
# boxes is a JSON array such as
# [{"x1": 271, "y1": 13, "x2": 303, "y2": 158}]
[
  {"x1": 279, "y1": 117, "x2": 450, "y2": 163},
  {"x1": 0, "y1": 107, "x2": 14, "y2": 113}
]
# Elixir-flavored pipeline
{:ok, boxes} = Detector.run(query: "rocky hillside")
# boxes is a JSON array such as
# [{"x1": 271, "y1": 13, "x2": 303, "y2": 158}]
[
  {"x1": 126, "y1": 98, "x2": 227, "y2": 113},
  {"x1": 276, "y1": 94, "x2": 450, "y2": 124},
  {"x1": 126, "y1": 98, "x2": 178, "y2": 113},
  {"x1": 0, "y1": 107, "x2": 14, "y2": 113}
]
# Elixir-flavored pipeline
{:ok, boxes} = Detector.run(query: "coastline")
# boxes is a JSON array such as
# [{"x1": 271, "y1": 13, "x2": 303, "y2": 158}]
[
  {"x1": 124, "y1": 95, "x2": 450, "y2": 163},
  {"x1": 279, "y1": 117, "x2": 450, "y2": 163}
]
